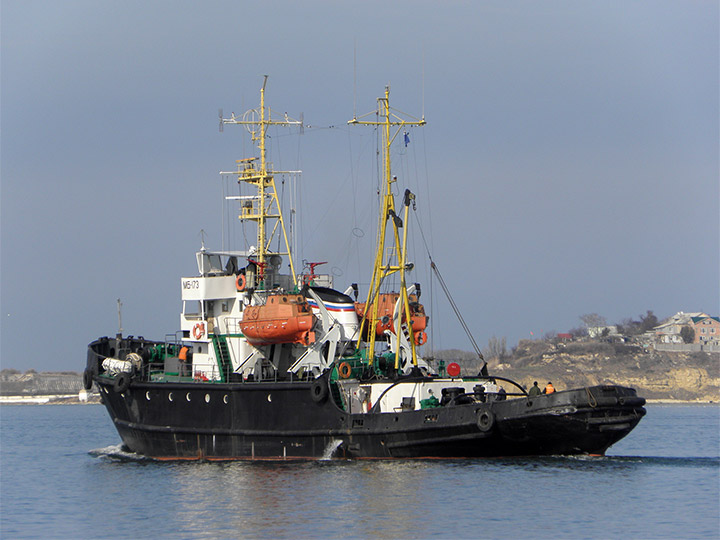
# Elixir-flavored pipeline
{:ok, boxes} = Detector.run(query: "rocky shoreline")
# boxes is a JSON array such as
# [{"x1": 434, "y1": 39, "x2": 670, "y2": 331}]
[
  {"x1": 2, "y1": 343, "x2": 718, "y2": 404},
  {"x1": 0, "y1": 394, "x2": 101, "y2": 405},
  {"x1": 437, "y1": 341, "x2": 719, "y2": 402}
]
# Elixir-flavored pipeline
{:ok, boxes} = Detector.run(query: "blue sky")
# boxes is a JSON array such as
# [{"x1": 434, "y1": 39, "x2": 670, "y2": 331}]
[{"x1": 2, "y1": 1, "x2": 718, "y2": 371}]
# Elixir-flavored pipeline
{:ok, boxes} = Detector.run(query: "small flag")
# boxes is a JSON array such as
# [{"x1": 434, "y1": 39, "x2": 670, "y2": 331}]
[{"x1": 404, "y1": 131, "x2": 410, "y2": 147}]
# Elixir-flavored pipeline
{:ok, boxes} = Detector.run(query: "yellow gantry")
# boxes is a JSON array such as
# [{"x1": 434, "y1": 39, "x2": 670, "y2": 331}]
[
  {"x1": 221, "y1": 77, "x2": 301, "y2": 284},
  {"x1": 348, "y1": 86, "x2": 426, "y2": 369}
]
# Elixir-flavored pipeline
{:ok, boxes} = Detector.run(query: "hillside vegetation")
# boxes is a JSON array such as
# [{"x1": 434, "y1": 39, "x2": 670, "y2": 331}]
[
  {"x1": 435, "y1": 339, "x2": 719, "y2": 401},
  {"x1": 2, "y1": 339, "x2": 718, "y2": 402}
]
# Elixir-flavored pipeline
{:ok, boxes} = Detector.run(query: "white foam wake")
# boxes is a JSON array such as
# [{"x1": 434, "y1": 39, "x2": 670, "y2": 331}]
[
  {"x1": 320, "y1": 439, "x2": 344, "y2": 460},
  {"x1": 88, "y1": 443, "x2": 150, "y2": 461}
]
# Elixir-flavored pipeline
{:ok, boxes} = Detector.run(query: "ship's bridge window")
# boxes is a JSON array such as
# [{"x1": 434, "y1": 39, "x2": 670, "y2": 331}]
[
  {"x1": 183, "y1": 301, "x2": 203, "y2": 319},
  {"x1": 197, "y1": 253, "x2": 224, "y2": 276},
  {"x1": 225, "y1": 256, "x2": 238, "y2": 275}
]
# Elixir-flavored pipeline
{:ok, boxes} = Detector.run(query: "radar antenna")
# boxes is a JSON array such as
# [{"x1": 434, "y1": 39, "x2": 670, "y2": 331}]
[{"x1": 218, "y1": 77, "x2": 303, "y2": 283}]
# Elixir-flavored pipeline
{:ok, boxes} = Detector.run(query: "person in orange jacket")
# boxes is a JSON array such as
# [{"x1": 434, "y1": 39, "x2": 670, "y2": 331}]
[{"x1": 543, "y1": 382, "x2": 555, "y2": 394}]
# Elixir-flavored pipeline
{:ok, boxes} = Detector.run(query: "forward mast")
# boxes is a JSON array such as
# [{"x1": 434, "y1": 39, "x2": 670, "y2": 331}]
[
  {"x1": 348, "y1": 86, "x2": 426, "y2": 368},
  {"x1": 220, "y1": 76, "x2": 301, "y2": 286}
]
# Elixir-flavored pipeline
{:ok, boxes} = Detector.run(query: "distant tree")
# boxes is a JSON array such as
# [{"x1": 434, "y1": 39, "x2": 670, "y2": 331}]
[
  {"x1": 580, "y1": 313, "x2": 607, "y2": 328},
  {"x1": 569, "y1": 326, "x2": 588, "y2": 338},
  {"x1": 639, "y1": 310, "x2": 659, "y2": 333},
  {"x1": 601, "y1": 327, "x2": 610, "y2": 337},
  {"x1": 483, "y1": 335, "x2": 508, "y2": 360},
  {"x1": 617, "y1": 317, "x2": 641, "y2": 336},
  {"x1": 680, "y1": 326, "x2": 695, "y2": 344}
]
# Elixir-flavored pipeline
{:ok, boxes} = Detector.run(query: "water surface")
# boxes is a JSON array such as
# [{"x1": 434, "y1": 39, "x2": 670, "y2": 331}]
[{"x1": 1, "y1": 403, "x2": 718, "y2": 539}]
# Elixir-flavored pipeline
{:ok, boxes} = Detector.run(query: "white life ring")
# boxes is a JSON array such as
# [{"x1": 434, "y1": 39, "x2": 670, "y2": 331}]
[{"x1": 193, "y1": 322, "x2": 205, "y2": 340}]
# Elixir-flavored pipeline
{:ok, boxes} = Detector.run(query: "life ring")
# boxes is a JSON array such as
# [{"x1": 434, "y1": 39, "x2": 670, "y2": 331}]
[
  {"x1": 477, "y1": 410, "x2": 495, "y2": 432},
  {"x1": 193, "y1": 322, "x2": 205, "y2": 340},
  {"x1": 311, "y1": 379, "x2": 328, "y2": 403},
  {"x1": 415, "y1": 331, "x2": 427, "y2": 346},
  {"x1": 83, "y1": 369, "x2": 93, "y2": 390},
  {"x1": 236, "y1": 274, "x2": 246, "y2": 292},
  {"x1": 337, "y1": 362, "x2": 352, "y2": 379},
  {"x1": 114, "y1": 372, "x2": 131, "y2": 393}
]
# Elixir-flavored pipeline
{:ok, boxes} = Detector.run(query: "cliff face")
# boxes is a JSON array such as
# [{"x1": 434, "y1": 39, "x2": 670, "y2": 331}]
[
  {"x1": 0, "y1": 371, "x2": 83, "y2": 396},
  {"x1": 438, "y1": 341, "x2": 719, "y2": 401}
]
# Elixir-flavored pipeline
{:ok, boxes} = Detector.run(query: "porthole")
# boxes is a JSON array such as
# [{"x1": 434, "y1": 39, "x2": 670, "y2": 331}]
[
  {"x1": 205, "y1": 394, "x2": 210, "y2": 403},
  {"x1": 223, "y1": 395, "x2": 229, "y2": 404},
  {"x1": 146, "y1": 391, "x2": 151, "y2": 401},
  {"x1": 267, "y1": 394, "x2": 272, "y2": 402},
  {"x1": 186, "y1": 392, "x2": 192, "y2": 402},
  {"x1": 168, "y1": 392, "x2": 174, "y2": 402}
]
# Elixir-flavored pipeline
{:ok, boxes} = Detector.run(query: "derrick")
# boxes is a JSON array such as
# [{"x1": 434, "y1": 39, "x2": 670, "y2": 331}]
[{"x1": 348, "y1": 86, "x2": 426, "y2": 368}]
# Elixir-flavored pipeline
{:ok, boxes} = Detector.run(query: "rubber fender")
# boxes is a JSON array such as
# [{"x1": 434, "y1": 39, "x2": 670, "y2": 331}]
[
  {"x1": 618, "y1": 396, "x2": 646, "y2": 407},
  {"x1": 592, "y1": 396, "x2": 619, "y2": 407},
  {"x1": 82, "y1": 369, "x2": 93, "y2": 390},
  {"x1": 113, "y1": 372, "x2": 131, "y2": 393},
  {"x1": 477, "y1": 409, "x2": 495, "y2": 432},
  {"x1": 311, "y1": 379, "x2": 328, "y2": 403}
]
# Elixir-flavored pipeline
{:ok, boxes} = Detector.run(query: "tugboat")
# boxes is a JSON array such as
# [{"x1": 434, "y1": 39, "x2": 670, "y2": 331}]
[{"x1": 85, "y1": 79, "x2": 646, "y2": 459}]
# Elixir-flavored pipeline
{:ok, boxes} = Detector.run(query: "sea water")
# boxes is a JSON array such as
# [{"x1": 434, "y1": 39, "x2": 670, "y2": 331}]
[{"x1": 1, "y1": 403, "x2": 718, "y2": 539}]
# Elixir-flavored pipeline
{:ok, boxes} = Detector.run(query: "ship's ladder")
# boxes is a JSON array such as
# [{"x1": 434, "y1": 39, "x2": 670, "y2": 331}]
[
  {"x1": 212, "y1": 335, "x2": 232, "y2": 382},
  {"x1": 329, "y1": 381, "x2": 345, "y2": 410}
]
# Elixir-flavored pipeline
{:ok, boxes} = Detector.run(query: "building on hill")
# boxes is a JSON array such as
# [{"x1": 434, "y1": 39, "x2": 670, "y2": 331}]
[
  {"x1": 691, "y1": 314, "x2": 720, "y2": 345},
  {"x1": 587, "y1": 325, "x2": 619, "y2": 338},
  {"x1": 653, "y1": 312, "x2": 711, "y2": 344}
]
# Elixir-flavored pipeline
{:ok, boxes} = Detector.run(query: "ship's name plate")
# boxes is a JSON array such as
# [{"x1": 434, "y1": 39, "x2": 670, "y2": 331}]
[{"x1": 181, "y1": 275, "x2": 235, "y2": 300}]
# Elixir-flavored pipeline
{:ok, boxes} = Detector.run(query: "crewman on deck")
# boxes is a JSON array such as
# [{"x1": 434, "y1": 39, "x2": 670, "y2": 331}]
[
  {"x1": 179, "y1": 346, "x2": 190, "y2": 377},
  {"x1": 544, "y1": 382, "x2": 555, "y2": 394},
  {"x1": 528, "y1": 381, "x2": 542, "y2": 397}
]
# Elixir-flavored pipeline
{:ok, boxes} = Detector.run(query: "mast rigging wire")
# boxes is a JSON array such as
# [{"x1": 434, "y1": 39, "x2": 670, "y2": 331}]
[{"x1": 413, "y1": 212, "x2": 485, "y2": 365}]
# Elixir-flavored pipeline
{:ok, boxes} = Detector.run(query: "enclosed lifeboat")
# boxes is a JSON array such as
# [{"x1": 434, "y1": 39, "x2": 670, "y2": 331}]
[
  {"x1": 240, "y1": 294, "x2": 316, "y2": 346},
  {"x1": 305, "y1": 286, "x2": 359, "y2": 341},
  {"x1": 355, "y1": 292, "x2": 428, "y2": 344}
]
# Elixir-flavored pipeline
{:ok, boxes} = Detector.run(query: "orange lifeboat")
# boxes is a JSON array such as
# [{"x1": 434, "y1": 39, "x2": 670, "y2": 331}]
[
  {"x1": 354, "y1": 292, "x2": 428, "y2": 343},
  {"x1": 240, "y1": 294, "x2": 316, "y2": 346}
]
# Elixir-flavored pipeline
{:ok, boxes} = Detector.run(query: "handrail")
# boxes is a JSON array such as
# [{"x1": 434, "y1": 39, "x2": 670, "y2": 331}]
[
  {"x1": 368, "y1": 376, "x2": 428, "y2": 413},
  {"x1": 471, "y1": 375, "x2": 528, "y2": 396},
  {"x1": 447, "y1": 390, "x2": 525, "y2": 406},
  {"x1": 368, "y1": 375, "x2": 528, "y2": 413}
]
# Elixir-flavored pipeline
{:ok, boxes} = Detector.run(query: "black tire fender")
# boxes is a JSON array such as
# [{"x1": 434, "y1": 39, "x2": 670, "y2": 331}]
[
  {"x1": 114, "y1": 372, "x2": 131, "y2": 393},
  {"x1": 311, "y1": 379, "x2": 328, "y2": 403},
  {"x1": 477, "y1": 409, "x2": 495, "y2": 432},
  {"x1": 83, "y1": 369, "x2": 93, "y2": 390},
  {"x1": 618, "y1": 396, "x2": 645, "y2": 407}
]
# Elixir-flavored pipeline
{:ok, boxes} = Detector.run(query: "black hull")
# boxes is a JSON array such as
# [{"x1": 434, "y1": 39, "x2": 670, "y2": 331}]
[{"x1": 94, "y1": 376, "x2": 645, "y2": 460}]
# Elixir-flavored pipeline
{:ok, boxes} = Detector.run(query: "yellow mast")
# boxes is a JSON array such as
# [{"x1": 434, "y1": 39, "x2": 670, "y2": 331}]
[
  {"x1": 348, "y1": 86, "x2": 425, "y2": 368},
  {"x1": 221, "y1": 77, "x2": 300, "y2": 285}
]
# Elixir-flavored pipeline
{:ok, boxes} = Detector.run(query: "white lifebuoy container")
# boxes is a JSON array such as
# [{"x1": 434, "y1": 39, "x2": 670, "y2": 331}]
[{"x1": 193, "y1": 322, "x2": 205, "y2": 340}]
